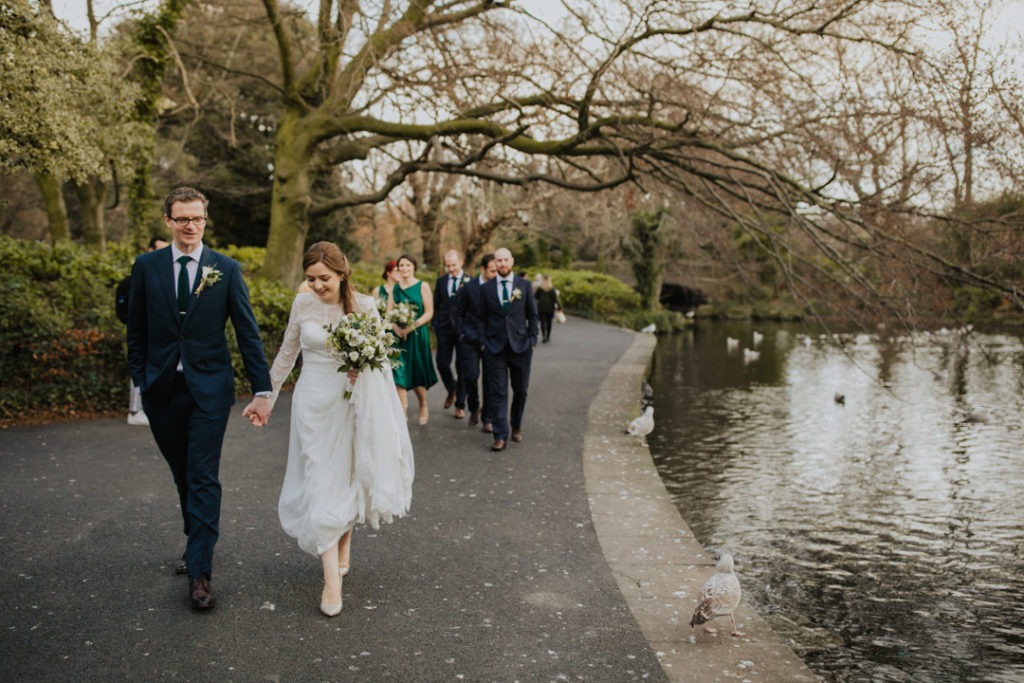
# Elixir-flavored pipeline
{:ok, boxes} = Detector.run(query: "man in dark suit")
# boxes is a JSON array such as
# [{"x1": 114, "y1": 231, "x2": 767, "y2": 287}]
[
  {"x1": 453, "y1": 253, "x2": 496, "y2": 430},
  {"x1": 474, "y1": 247, "x2": 539, "y2": 451},
  {"x1": 433, "y1": 249, "x2": 471, "y2": 417},
  {"x1": 127, "y1": 187, "x2": 272, "y2": 610}
]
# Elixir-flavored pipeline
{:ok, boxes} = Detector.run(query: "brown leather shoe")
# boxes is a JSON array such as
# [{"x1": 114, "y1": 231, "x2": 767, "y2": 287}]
[
  {"x1": 468, "y1": 409, "x2": 481, "y2": 427},
  {"x1": 481, "y1": 422, "x2": 493, "y2": 433},
  {"x1": 444, "y1": 391, "x2": 456, "y2": 409},
  {"x1": 511, "y1": 429, "x2": 523, "y2": 443},
  {"x1": 189, "y1": 576, "x2": 215, "y2": 610},
  {"x1": 453, "y1": 408, "x2": 465, "y2": 419},
  {"x1": 490, "y1": 439, "x2": 507, "y2": 452},
  {"x1": 175, "y1": 553, "x2": 187, "y2": 575}
]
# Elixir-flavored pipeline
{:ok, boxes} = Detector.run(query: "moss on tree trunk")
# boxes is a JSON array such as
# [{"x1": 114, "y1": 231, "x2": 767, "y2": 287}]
[{"x1": 34, "y1": 171, "x2": 69, "y2": 245}]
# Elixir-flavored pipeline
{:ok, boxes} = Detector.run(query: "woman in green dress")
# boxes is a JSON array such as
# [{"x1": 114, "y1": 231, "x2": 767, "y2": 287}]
[{"x1": 386, "y1": 255, "x2": 438, "y2": 424}]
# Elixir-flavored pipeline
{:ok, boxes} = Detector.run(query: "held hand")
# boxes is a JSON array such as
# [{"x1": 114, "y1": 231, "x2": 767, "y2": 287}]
[
  {"x1": 243, "y1": 396, "x2": 273, "y2": 427},
  {"x1": 346, "y1": 368, "x2": 360, "y2": 383}
]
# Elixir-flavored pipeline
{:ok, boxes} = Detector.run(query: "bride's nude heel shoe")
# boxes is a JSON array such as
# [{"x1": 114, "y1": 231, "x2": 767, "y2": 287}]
[{"x1": 320, "y1": 578, "x2": 342, "y2": 617}]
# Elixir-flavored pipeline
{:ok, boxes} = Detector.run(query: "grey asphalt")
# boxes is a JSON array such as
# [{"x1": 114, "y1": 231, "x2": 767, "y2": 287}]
[{"x1": 1, "y1": 316, "x2": 669, "y2": 681}]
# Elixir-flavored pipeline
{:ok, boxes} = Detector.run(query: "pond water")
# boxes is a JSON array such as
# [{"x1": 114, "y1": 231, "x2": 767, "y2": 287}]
[{"x1": 647, "y1": 322, "x2": 1024, "y2": 682}]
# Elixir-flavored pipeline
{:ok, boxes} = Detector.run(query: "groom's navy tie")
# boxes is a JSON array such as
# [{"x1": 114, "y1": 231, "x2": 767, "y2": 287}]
[
  {"x1": 177, "y1": 254, "x2": 192, "y2": 314},
  {"x1": 501, "y1": 279, "x2": 510, "y2": 312}
]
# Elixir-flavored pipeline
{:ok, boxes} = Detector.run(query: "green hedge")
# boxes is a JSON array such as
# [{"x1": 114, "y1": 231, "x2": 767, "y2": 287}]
[
  {"x1": 1, "y1": 240, "x2": 671, "y2": 418},
  {"x1": 1, "y1": 237, "x2": 133, "y2": 416},
  {"x1": 524, "y1": 267, "x2": 690, "y2": 332}
]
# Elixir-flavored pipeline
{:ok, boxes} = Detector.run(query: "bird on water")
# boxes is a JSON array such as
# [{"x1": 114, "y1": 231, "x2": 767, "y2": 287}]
[{"x1": 690, "y1": 553, "x2": 744, "y2": 636}]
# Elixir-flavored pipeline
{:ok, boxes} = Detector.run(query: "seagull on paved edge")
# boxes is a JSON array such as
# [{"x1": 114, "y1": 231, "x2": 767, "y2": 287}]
[
  {"x1": 640, "y1": 323, "x2": 656, "y2": 333},
  {"x1": 625, "y1": 406, "x2": 654, "y2": 445},
  {"x1": 689, "y1": 553, "x2": 744, "y2": 636}
]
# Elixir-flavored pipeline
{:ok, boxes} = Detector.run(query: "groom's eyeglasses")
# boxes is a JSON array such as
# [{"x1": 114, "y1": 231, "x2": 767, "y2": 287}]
[{"x1": 170, "y1": 216, "x2": 207, "y2": 226}]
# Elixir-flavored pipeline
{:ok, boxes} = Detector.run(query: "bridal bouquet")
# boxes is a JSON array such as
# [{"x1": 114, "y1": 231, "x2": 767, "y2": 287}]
[
  {"x1": 387, "y1": 302, "x2": 418, "y2": 330},
  {"x1": 324, "y1": 311, "x2": 399, "y2": 399}
]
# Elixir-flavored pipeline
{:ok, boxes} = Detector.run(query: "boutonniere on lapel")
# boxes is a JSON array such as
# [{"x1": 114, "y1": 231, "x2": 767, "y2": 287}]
[
  {"x1": 459, "y1": 274, "x2": 470, "y2": 288},
  {"x1": 195, "y1": 266, "x2": 223, "y2": 296},
  {"x1": 510, "y1": 288, "x2": 523, "y2": 302}
]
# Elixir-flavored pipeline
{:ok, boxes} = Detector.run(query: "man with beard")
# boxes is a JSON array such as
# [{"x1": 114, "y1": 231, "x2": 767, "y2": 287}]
[{"x1": 473, "y1": 248, "x2": 539, "y2": 451}]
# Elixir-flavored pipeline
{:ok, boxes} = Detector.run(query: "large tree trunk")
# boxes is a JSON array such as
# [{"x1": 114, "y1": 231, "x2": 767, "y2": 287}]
[
  {"x1": 419, "y1": 214, "x2": 442, "y2": 268},
  {"x1": 73, "y1": 177, "x2": 108, "y2": 252},
  {"x1": 34, "y1": 171, "x2": 69, "y2": 244},
  {"x1": 262, "y1": 113, "x2": 316, "y2": 286}
]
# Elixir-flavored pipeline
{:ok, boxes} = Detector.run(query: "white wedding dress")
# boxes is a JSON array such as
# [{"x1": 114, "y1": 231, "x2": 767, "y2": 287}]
[{"x1": 269, "y1": 292, "x2": 414, "y2": 557}]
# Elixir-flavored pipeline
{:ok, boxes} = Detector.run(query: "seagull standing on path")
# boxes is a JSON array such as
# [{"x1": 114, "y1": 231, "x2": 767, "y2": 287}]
[
  {"x1": 689, "y1": 553, "x2": 744, "y2": 636},
  {"x1": 625, "y1": 406, "x2": 654, "y2": 445}
]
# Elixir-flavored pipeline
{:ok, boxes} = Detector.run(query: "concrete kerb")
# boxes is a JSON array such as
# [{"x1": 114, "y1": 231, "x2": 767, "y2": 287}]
[{"x1": 582, "y1": 332, "x2": 820, "y2": 682}]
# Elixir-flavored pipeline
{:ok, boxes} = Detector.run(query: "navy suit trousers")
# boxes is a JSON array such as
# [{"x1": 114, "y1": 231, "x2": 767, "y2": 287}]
[
  {"x1": 143, "y1": 374, "x2": 230, "y2": 580},
  {"x1": 435, "y1": 328, "x2": 463, "y2": 406},
  {"x1": 484, "y1": 342, "x2": 532, "y2": 441}
]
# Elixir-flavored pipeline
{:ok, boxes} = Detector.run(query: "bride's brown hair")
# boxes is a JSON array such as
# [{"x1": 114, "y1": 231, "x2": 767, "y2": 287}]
[{"x1": 303, "y1": 241, "x2": 356, "y2": 314}]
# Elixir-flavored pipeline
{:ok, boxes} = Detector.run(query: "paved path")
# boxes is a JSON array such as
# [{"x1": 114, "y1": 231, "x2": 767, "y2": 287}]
[
  {"x1": 1, "y1": 317, "x2": 666, "y2": 681},
  {"x1": 0, "y1": 316, "x2": 817, "y2": 682}
]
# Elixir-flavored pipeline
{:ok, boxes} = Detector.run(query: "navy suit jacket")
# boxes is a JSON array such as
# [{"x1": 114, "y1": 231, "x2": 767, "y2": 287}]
[
  {"x1": 126, "y1": 246, "x2": 271, "y2": 413},
  {"x1": 432, "y1": 272, "x2": 470, "y2": 336},
  {"x1": 453, "y1": 276, "x2": 484, "y2": 345},
  {"x1": 475, "y1": 275, "x2": 539, "y2": 355}
]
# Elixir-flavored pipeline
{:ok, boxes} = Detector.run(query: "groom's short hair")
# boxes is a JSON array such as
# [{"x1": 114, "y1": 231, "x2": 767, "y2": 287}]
[{"x1": 164, "y1": 186, "x2": 209, "y2": 217}]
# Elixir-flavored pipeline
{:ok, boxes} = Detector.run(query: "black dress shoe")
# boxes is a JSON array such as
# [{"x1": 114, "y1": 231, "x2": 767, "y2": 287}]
[
  {"x1": 444, "y1": 391, "x2": 456, "y2": 409},
  {"x1": 511, "y1": 429, "x2": 523, "y2": 443},
  {"x1": 481, "y1": 422, "x2": 493, "y2": 433},
  {"x1": 468, "y1": 409, "x2": 481, "y2": 427},
  {"x1": 175, "y1": 553, "x2": 188, "y2": 575},
  {"x1": 490, "y1": 439, "x2": 507, "y2": 452},
  {"x1": 189, "y1": 576, "x2": 215, "y2": 610}
]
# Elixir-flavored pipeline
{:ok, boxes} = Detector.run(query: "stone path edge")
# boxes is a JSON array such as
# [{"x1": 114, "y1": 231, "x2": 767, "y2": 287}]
[{"x1": 582, "y1": 332, "x2": 820, "y2": 682}]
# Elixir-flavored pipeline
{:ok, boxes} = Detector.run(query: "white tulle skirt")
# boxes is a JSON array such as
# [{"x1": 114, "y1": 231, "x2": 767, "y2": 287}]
[{"x1": 278, "y1": 357, "x2": 414, "y2": 557}]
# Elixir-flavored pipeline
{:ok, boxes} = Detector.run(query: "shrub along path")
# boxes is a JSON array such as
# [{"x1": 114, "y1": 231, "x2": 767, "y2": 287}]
[{"x1": 1, "y1": 316, "x2": 671, "y2": 680}]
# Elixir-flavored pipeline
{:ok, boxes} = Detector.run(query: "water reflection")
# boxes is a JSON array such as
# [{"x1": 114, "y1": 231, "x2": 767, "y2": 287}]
[{"x1": 648, "y1": 322, "x2": 1024, "y2": 682}]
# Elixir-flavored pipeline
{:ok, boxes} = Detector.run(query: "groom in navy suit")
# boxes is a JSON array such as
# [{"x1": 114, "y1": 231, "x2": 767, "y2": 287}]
[
  {"x1": 474, "y1": 247, "x2": 539, "y2": 451},
  {"x1": 127, "y1": 187, "x2": 272, "y2": 609}
]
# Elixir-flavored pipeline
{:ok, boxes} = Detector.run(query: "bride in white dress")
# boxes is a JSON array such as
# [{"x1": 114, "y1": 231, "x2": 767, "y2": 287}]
[{"x1": 244, "y1": 242, "x2": 413, "y2": 617}]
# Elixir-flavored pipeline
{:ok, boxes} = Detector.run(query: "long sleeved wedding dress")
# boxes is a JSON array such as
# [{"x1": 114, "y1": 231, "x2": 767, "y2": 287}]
[{"x1": 268, "y1": 291, "x2": 414, "y2": 556}]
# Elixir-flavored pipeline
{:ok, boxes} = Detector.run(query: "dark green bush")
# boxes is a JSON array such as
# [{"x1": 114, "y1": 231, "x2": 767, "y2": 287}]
[
  {"x1": 2, "y1": 238, "x2": 679, "y2": 419},
  {"x1": 1, "y1": 236, "x2": 134, "y2": 415},
  {"x1": 524, "y1": 267, "x2": 689, "y2": 331}
]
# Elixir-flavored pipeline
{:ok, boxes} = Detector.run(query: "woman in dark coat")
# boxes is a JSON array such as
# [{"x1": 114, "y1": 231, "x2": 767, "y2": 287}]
[{"x1": 535, "y1": 275, "x2": 561, "y2": 343}]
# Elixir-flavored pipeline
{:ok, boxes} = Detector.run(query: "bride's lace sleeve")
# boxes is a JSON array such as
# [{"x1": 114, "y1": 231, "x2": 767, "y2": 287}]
[{"x1": 268, "y1": 293, "x2": 309, "y2": 407}]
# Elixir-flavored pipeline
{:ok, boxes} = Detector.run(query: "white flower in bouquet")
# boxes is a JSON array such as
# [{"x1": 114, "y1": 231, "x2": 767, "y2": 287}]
[
  {"x1": 323, "y1": 311, "x2": 400, "y2": 399},
  {"x1": 387, "y1": 301, "x2": 418, "y2": 330}
]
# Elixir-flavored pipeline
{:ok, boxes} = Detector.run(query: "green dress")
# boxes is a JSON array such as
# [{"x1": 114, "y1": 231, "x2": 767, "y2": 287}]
[{"x1": 390, "y1": 281, "x2": 438, "y2": 390}]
